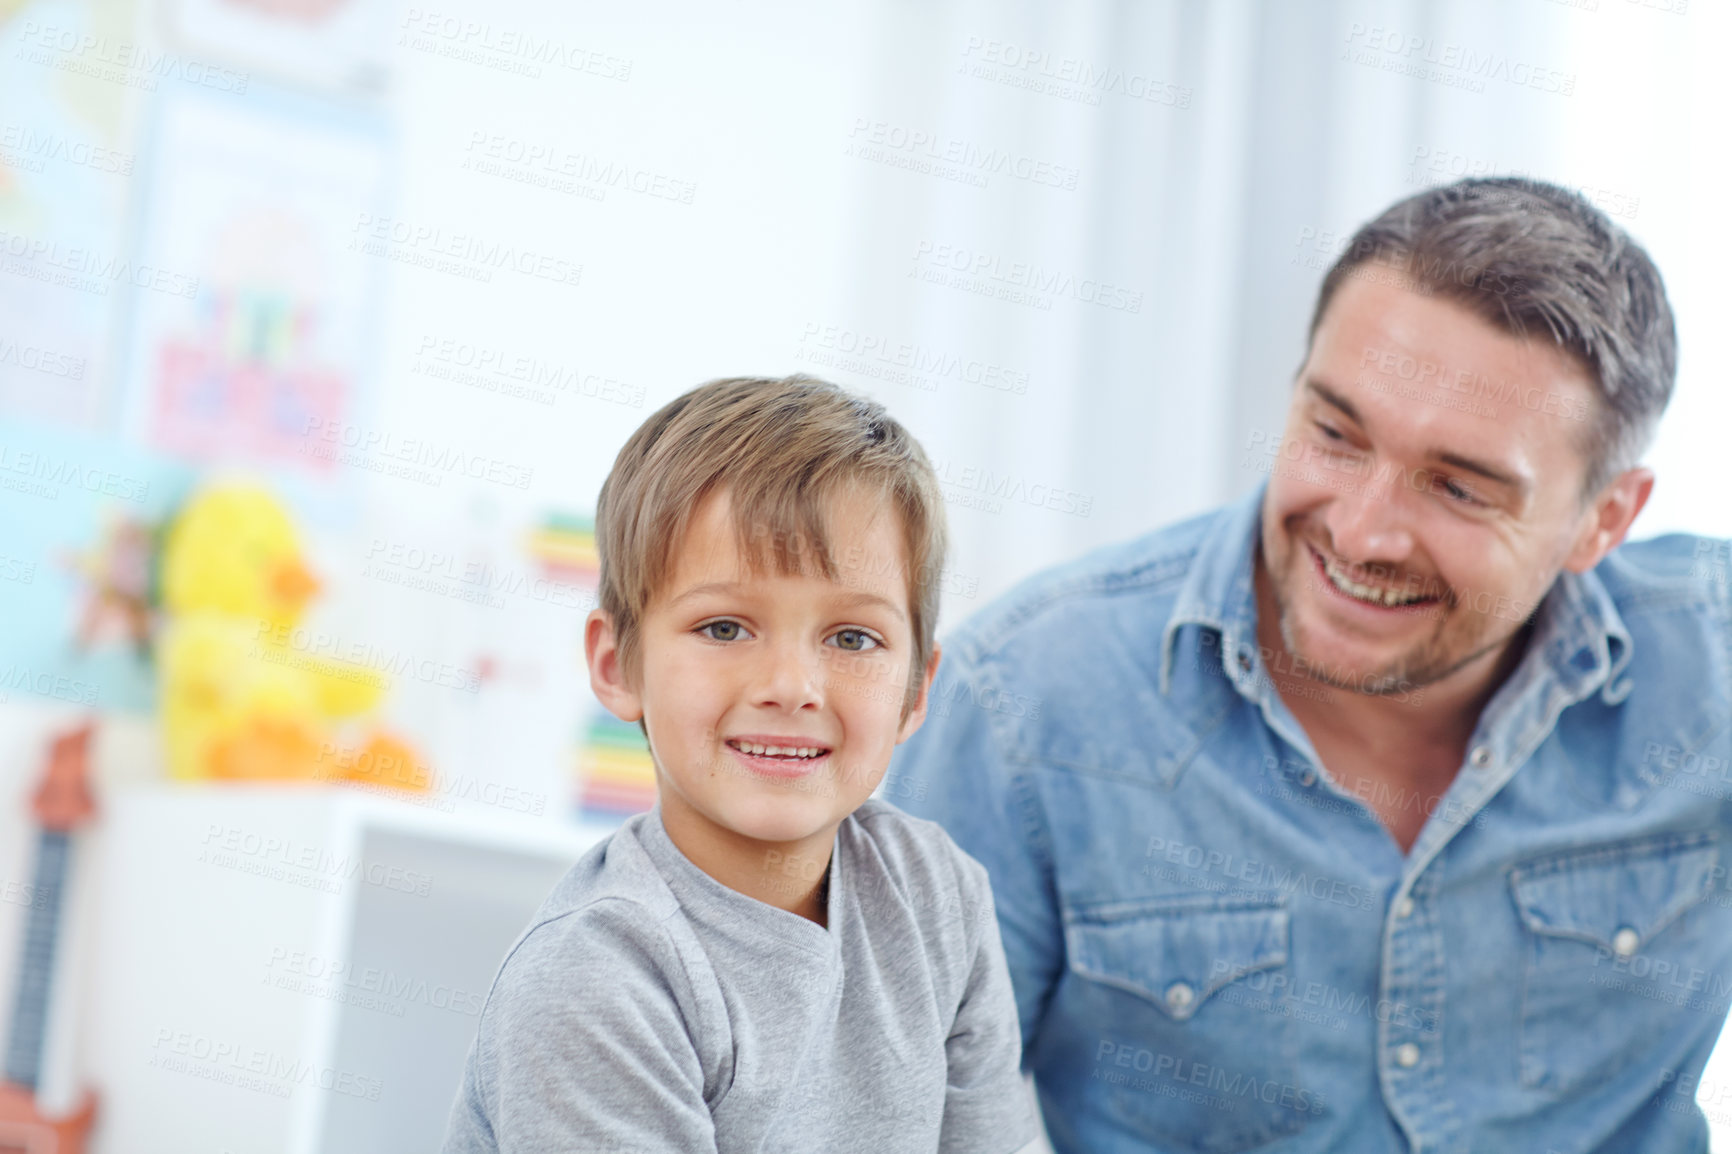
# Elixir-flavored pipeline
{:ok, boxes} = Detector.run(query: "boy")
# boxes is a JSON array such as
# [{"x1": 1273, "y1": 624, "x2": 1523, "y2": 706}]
[{"x1": 442, "y1": 375, "x2": 1036, "y2": 1152}]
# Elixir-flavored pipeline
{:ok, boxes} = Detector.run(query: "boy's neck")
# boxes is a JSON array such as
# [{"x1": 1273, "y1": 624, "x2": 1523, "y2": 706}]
[{"x1": 657, "y1": 797, "x2": 839, "y2": 927}]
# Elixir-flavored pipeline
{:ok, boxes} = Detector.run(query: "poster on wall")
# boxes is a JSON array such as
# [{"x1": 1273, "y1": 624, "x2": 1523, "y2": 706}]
[
  {"x1": 119, "y1": 87, "x2": 389, "y2": 515},
  {"x1": 163, "y1": 0, "x2": 394, "y2": 98},
  {"x1": 0, "y1": 0, "x2": 144, "y2": 431}
]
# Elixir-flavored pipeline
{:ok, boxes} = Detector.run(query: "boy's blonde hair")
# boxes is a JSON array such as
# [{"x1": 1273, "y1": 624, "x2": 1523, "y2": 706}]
[{"x1": 595, "y1": 375, "x2": 948, "y2": 716}]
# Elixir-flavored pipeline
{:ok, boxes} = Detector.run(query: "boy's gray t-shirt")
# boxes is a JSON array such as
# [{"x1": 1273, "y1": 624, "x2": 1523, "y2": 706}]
[{"x1": 442, "y1": 797, "x2": 1036, "y2": 1153}]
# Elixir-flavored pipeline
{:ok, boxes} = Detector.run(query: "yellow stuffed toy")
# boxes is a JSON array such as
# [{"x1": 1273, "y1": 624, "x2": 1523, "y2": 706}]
[{"x1": 157, "y1": 483, "x2": 425, "y2": 789}]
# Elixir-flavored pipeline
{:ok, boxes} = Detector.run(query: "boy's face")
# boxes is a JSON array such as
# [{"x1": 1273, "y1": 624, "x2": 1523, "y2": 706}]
[{"x1": 586, "y1": 487, "x2": 940, "y2": 851}]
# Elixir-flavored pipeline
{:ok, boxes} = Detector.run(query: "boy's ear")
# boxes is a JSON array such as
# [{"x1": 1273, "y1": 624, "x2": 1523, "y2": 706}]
[
  {"x1": 896, "y1": 642, "x2": 943, "y2": 743},
  {"x1": 585, "y1": 610, "x2": 644, "y2": 722}
]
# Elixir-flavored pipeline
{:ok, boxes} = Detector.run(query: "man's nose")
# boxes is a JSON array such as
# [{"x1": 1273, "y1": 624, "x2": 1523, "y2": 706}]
[{"x1": 1324, "y1": 479, "x2": 1416, "y2": 568}]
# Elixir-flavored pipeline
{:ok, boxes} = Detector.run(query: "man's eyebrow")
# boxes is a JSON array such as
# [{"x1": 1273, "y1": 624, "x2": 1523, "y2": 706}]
[
  {"x1": 1433, "y1": 451, "x2": 1528, "y2": 494},
  {"x1": 1306, "y1": 375, "x2": 1530, "y2": 495},
  {"x1": 1303, "y1": 378, "x2": 1362, "y2": 424}
]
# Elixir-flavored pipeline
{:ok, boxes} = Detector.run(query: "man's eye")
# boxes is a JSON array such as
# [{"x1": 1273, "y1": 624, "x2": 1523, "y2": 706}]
[
  {"x1": 700, "y1": 620, "x2": 745, "y2": 642},
  {"x1": 1441, "y1": 478, "x2": 1480, "y2": 504},
  {"x1": 1315, "y1": 422, "x2": 1347, "y2": 443},
  {"x1": 829, "y1": 629, "x2": 880, "y2": 652}
]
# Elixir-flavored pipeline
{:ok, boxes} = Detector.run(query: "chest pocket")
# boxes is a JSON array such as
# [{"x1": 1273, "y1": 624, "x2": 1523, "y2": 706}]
[
  {"x1": 1063, "y1": 893, "x2": 1320, "y2": 1154},
  {"x1": 1510, "y1": 831, "x2": 1729, "y2": 1093}
]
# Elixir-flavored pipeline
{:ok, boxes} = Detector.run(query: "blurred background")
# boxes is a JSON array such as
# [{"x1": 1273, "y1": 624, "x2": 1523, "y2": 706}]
[{"x1": 0, "y1": 0, "x2": 1727, "y2": 1151}]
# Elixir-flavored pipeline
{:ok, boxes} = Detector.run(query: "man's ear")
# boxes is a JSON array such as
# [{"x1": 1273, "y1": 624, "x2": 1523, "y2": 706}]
[
  {"x1": 1563, "y1": 467, "x2": 1655, "y2": 574},
  {"x1": 585, "y1": 610, "x2": 644, "y2": 722},
  {"x1": 896, "y1": 642, "x2": 943, "y2": 743}
]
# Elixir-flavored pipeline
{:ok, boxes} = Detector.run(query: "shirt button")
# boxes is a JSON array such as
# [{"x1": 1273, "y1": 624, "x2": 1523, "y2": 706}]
[
  {"x1": 1165, "y1": 982, "x2": 1195, "y2": 1012},
  {"x1": 1394, "y1": 896, "x2": 1414, "y2": 919},
  {"x1": 1469, "y1": 746, "x2": 1493, "y2": 769},
  {"x1": 1298, "y1": 768, "x2": 1317, "y2": 787},
  {"x1": 1237, "y1": 649, "x2": 1253, "y2": 672},
  {"x1": 1612, "y1": 927, "x2": 1640, "y2": 957},
  {"x1": 1395, "y1": 1042, "x2": 1421, "y2": 1068}
]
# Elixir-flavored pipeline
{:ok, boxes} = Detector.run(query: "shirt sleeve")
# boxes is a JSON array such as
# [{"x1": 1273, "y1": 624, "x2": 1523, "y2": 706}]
[
  {"x1": 938, "y1": 856, "x2": 1039, "y2": 1153},
  {"x1": 888, "y1": 641, "x2": 1065, "y2": 1058},
  {"x1": 440, "y1": 899, "x2": 720, "y2": 1154}
]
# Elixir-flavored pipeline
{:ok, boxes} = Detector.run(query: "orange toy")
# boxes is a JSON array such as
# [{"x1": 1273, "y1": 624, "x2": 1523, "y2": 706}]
[{"x1": 0, "y1": 722, "x2": 101, "y2": 1152}]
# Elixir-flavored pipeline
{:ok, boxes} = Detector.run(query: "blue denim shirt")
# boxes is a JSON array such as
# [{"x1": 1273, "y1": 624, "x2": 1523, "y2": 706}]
[{"x1": 886, "y1": 484, "x2": 1732, "y2": 1154}]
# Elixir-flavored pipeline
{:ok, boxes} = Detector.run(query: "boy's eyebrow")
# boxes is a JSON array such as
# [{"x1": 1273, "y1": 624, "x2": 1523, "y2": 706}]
[
  {"x1": 666, "y1": 581, "x2": 908, "y2": 621},
  {"x1": 666, "y1": 581, "x2": 745, "y2": 607},
  {"x1": 832, "y1": 590, "x2": 908, "y2": 622}
]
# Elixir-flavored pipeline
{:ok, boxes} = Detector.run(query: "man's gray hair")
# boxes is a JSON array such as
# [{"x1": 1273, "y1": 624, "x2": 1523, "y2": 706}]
[{"x1": 1310, "y1": 177, "x2": 1677, "y2": 495}]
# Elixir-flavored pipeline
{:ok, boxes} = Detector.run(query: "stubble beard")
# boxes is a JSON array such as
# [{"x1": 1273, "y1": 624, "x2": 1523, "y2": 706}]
[{"x1": 1270, "y1": 542, "x2": 1521, "y2": 697}]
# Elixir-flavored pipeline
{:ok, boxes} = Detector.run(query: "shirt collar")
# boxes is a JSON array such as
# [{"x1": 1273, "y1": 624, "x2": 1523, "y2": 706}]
[
  {"x1": 1157, "y1": 480, "x2": 1635, "y2": 705},
  {"x1": 1159, "y1": 482, "x2": 1266, "y2": 696},
  {"x1": 1514, "y1": 560, "x2": 1635, "y2": 706},
  {"x1": 640, "y1": 800, "x2": 843, "y2": 953}
]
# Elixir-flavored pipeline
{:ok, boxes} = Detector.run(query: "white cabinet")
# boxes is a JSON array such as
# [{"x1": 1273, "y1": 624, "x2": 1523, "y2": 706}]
[{"x1": 84, "y1": 783, "x2": 615, "y2": 1154}]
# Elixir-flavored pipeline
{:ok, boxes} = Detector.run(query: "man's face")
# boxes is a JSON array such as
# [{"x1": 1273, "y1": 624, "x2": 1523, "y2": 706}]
[
  {"x1": 593, "y1": 487, "x2": 936, "y2": 848},
  {"x1": 1259, "y1": 270, "x2": 1607, "y2": 695}
]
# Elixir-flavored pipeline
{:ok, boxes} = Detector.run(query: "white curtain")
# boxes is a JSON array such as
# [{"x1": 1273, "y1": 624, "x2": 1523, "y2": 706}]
[{"x1": 835, "y1": 0, "x2": 1722, "y2": 625}]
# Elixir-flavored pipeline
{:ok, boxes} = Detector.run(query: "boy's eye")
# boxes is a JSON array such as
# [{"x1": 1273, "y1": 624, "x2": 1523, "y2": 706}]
[
  {"x1": 699, "y1": 620, "x2": 746, "y2": 642},
  {"x1": 829, "y1": 629, "x2": 880, "y2": 652}
]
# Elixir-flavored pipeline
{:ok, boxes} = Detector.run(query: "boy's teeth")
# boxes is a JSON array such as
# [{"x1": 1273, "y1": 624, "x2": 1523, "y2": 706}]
[{"x1": 731, "y1": 741, "x2": 823, "y2": 759}]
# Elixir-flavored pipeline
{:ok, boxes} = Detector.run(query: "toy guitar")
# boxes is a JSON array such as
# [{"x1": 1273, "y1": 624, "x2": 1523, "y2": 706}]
[{"x1": 0, "y1": 721, "x2": 99, "y2": 1154}]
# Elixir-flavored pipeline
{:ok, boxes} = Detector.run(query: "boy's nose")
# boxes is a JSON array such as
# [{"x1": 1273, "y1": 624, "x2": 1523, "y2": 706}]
[{"x1": 750, "y1": 638, "x2": 825, "y2": 712}]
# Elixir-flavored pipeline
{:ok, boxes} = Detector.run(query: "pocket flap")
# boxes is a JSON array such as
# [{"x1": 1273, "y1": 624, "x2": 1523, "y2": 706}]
[
  {"x1": 1065, "y1": 894, "x2": 1288, "y2": 1022},
  {"x1": 1510, "y1": 832, "x2": 1720, "y2": 955}
]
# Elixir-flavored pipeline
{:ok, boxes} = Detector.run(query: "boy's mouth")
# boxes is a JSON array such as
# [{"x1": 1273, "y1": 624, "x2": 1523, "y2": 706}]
[
  {"x1": 723, "y1": 736, "x2": 833, "y2": 779},
  {"x1": 725, "y1": 738, "x2": 831, "y2": 760}
]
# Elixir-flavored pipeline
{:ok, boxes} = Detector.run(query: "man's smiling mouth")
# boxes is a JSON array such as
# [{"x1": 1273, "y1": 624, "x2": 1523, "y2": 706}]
[{"x1": 1311, "y1": 545, "x2": 1438, "y2": 608}]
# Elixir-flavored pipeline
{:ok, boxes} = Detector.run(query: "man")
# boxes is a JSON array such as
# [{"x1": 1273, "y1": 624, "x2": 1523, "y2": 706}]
[{"x1": 887, "y1": 177, "x2": 1732, "y2": 1153}]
